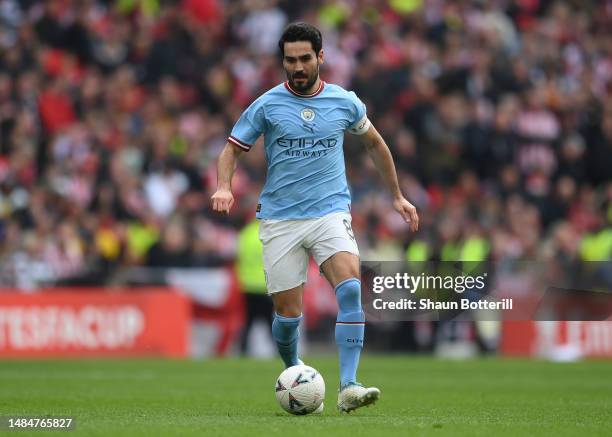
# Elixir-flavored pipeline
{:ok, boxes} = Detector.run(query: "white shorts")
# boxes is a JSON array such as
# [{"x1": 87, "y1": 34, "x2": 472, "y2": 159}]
[{"x1": 259, "y1": 212, "x2": 360, "y2": 294}]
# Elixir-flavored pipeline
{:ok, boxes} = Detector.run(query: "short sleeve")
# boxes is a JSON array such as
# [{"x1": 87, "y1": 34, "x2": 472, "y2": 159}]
[
  {"x1": 228, "y1": 99, "x2": 265, "y2": 151},
  {"x1": 346, "y1": 91, "x2": 370, "y2": 135}
]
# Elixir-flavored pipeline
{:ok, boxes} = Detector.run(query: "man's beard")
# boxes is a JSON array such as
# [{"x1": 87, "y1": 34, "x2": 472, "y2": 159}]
[{"x1": 288, "y1": 64, "x2": 319, "y2": 93}]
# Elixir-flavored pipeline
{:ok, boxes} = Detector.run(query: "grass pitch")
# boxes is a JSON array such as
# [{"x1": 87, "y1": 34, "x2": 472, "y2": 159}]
[{"x1": 0, "y1": 356, "x2": 610, "y2": 436}]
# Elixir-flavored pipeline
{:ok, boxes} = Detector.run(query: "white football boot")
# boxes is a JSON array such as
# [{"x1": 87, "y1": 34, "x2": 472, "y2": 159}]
[{"x1": 337, "y1": 383, "x2": 380, "y2": 413}]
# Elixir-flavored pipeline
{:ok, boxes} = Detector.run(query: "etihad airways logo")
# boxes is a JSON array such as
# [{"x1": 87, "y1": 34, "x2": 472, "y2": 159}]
[{"x1": 276, "y1": 137, "x2": 338, "y2": 158}]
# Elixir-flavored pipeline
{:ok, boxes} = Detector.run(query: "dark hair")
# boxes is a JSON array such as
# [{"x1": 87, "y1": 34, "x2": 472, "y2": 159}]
[{"x1": 278, "y1": 22, "x2": 322, "y2": 57}]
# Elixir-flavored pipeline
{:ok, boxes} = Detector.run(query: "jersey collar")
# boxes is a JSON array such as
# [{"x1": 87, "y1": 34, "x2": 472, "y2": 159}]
[{"x1": 284, "y1": 80, "x2": 325, "y2": 98}]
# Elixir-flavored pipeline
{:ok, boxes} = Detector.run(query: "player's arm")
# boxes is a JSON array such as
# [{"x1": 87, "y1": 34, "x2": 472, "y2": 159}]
[
  {"x1": 358, "y1": 124, "x2": 419, "y2": 232},
  {"x1": 211, "y1": 142, "x2": 244, "y2": 214}
]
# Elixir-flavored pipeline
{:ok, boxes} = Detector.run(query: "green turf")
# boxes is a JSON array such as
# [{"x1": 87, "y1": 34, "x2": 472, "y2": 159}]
[{"x1": 0, "y1": 356, "x2": 610, "y2": 436}]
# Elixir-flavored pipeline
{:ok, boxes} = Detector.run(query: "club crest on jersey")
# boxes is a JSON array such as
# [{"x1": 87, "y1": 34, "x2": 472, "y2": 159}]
[{"x1": 300, "y1": 108, "x2": 315, "y2": 122}]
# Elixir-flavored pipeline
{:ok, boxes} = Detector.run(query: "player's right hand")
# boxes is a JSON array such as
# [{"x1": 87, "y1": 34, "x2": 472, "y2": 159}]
[{"x1": 211, "y1": 189, "x2": 234, "y2": 214}]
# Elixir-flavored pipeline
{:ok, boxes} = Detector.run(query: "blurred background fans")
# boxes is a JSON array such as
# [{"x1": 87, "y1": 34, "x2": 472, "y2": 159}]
[{"x1": 0, "y1": 0, "x2": 611, "y2": 360}]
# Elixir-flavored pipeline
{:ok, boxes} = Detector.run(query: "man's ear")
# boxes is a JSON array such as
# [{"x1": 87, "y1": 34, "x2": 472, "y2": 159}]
[{"x1": 318, "y1": 49, "x2": 325, "y2": 65}]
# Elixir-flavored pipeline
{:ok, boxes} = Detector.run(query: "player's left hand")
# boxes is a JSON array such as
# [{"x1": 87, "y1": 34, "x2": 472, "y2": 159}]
[{"x1": 393, "y1": 196, "x2": 419, "y2": 232}]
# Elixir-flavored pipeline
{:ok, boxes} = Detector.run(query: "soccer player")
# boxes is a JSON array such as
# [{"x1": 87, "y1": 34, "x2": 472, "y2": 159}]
[{"x1": 211, "y1": 23, "x2": 419, "y2": 413}]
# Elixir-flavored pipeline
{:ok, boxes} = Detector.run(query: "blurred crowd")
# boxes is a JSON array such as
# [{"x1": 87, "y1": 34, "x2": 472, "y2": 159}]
[{"x1": 0, "y1": 0, "x2": 611, "y2": 289}]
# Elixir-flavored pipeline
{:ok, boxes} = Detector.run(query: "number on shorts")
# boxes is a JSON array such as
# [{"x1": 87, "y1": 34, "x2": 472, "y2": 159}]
[{"x1": 343, "y1": 219, "x2": 355, "y2": 241}]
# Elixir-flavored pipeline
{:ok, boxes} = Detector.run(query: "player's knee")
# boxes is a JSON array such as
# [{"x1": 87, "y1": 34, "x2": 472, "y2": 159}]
[
  {"x1": 274, "y1": 303, "x2": 302, "y2": 318},
  {"x1": 335, "y1": 278, "x2": 362, "y2": 312}
]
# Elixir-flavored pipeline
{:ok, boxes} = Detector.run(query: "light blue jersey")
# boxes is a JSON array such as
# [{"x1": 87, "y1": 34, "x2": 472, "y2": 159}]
[{"x1": 228, "y1": 81, "x2": 370, "y2": 220}]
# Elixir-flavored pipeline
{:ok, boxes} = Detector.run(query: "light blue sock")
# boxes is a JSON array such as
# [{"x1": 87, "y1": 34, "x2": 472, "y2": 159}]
[
  {"x1": 272, "y1": 313, "x2": 302, "y2": 368},
  {"x1": 335, "y1": 278, "x2": 365, "y2": 388}
]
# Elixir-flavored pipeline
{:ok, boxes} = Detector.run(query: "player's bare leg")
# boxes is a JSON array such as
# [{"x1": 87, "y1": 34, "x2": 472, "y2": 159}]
[
  {"x1": 321, "y1": 251, "x2": 360, "y2": 287},
  {"x1": 321, "y1": 252, "x2": 380, "y2": 412},
  {"x1": 272, "y1": 285, "x2": 304, "y2": 318}
]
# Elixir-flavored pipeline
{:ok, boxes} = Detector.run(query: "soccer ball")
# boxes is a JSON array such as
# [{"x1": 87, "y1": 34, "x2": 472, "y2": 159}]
[{"x1": 275, "y1": 364, "x2": 325, "y2": 415}]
